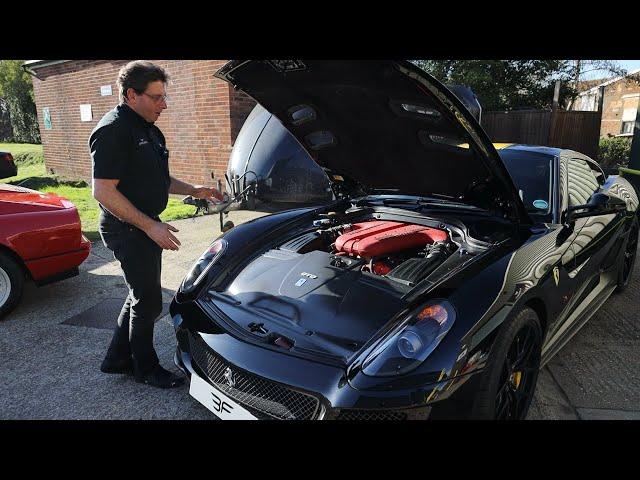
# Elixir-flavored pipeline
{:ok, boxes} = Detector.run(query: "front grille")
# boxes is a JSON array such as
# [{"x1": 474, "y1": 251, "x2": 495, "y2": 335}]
[
  {"x1": 188, "y1": 332, "x2": 321, "y2": 420},
  {"x1": 334, "y1": 409, "x2": 408, "y2": 421}
]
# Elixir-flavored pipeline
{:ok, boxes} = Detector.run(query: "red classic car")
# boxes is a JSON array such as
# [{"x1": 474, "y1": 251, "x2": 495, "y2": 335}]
[{"x1": 0, "y1": 183, "x2": 91, "y2": 317}]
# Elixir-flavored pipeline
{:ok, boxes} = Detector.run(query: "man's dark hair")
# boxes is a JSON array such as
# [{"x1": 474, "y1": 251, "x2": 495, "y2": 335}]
[{"x1": 117, "y1": 61, "x2": 170, "y2": 103}]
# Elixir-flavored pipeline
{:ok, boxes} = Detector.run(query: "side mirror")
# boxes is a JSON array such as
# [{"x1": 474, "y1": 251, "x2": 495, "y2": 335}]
[{"x1": 562, "y1": 193, "x2": 627, "y2": 226}]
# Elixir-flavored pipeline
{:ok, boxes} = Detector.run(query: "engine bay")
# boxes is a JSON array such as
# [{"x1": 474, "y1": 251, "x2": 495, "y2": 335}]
[
  {"x1": 211, "y1": 213, "x2": 486, "y2": 359},
  {"x1": 278, "y1": 217, "x2": 457, "y2": 287},
  {"x1": 216, "y1": 215, "x2": 463, "y2": 357}
]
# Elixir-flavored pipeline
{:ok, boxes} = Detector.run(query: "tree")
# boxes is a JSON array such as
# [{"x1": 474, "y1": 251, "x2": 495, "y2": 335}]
[
  {"x1": 411, "y1": 60, "x2": 628, "y2": 111},
  {"x1": 563, "y1": 60, "x2": 637, "y2": 108},
  {"x1": 0, "y1": 98, "x2": 11, "y2": 141},
  {"x1": 0, "y1": 60, "x2": 40, "y2": 143}
]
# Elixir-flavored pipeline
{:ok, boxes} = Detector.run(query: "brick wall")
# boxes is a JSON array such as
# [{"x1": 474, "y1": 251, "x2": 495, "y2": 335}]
[
  {"x1": 600, "y1": 78, "x2": 640, "y2": 137},
  {"x1": 30, "y1": 60, "x2": 256, "y2": 190}
]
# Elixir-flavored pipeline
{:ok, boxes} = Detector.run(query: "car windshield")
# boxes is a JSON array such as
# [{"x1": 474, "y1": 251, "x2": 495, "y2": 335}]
[{"x1": 499, "y1": 150, "x2": 553, "y2": 217}]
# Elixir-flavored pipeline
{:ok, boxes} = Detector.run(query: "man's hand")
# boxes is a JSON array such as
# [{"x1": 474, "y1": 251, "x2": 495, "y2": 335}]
[
  {"x1": 191, "y1": 185, "x2": 224, "y2": 202},
  {"x1": 144, "y1": 221, "x2": 181, "y2": 251}
]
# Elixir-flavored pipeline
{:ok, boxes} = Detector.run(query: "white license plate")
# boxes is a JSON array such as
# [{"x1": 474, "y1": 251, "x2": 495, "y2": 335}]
[{"x1": 189, "y1": 370, "x2": 257, "y2": 420}]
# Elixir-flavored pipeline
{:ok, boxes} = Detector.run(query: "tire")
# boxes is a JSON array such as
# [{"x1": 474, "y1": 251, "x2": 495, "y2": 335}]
[
  {"x1": 0, "y1": 252, "x2": 25, "y2": 319},
  {"x1": 470, "y1": 307, "x2": 543, "y2": 420},
  {"x1": 615, "y1": 216, "x2": 638, "y2": 293}
]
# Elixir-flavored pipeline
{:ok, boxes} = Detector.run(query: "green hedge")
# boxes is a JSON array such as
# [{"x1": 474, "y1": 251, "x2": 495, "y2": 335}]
[
  {"x1": 598, "y1": 137, "x2": 632, "y2": 169},
  {"x1": 12, "y1": 150, "x2": 44, "y2": 166}
]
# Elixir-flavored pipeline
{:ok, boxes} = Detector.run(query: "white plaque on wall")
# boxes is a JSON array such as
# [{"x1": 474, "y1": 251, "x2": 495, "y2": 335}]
[
  {"x1": 100, "y1": 85, "x2": 112, "y2": 96},
  {"x1": 80, "y1": 104, "x2": 93, "y2": 122}
]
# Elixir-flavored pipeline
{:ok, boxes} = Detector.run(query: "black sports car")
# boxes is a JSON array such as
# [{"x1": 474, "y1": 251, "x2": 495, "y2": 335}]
[{"x1": 170, "y1": 60, "x2": 639, "y2": 420}]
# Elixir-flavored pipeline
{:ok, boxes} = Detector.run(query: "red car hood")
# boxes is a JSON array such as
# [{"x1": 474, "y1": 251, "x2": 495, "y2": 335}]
[{"x1": 0, "y1": 183, "x2": 74, "y2": 212}]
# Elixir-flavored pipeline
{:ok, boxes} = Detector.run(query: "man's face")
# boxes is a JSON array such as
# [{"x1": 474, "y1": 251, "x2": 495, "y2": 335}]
[{"x1": 127, "y1": 80, "x2": 168, "y2": 123}]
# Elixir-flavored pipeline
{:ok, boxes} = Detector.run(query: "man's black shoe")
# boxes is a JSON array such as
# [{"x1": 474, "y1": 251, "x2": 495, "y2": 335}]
[
  {"x1": 136, "y1": 365, "x2": 185, "y2": 389},
  {"x1": 100, "y1": 357, "x2": 134, "y2": 375}
]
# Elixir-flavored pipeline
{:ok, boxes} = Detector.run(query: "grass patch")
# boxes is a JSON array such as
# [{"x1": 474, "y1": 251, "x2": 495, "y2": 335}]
[
  {"x1": 161, "y1": 198, "x2": 201, "y2": 224},
  {"x1": 1, "y1": 143, "x2": 44, "y2": 172},
  {"x1": 13, "y1": 151, "x2": 44, "y2": 167},
  {"x1": 0, "y1": 143, "x2": 43, "y2": 156},
  {"x1": 40, "y1": 184, "x2": 201, "y2": 241},
  {"x1": 3, "y1": 164, "x2": 202, "y2": 240},
  {"x1": 40, "y1": 184, "x2": 102, "y2": 240},
  {"x1": 3, "y1": 162, "x2": 46, "y2": 184},
  {"x1": 36, "y1": 186, "x2": 200, "y2": 241},
  {"x1": 1, "y1": 143, "x2": 201, "y2": 240}
]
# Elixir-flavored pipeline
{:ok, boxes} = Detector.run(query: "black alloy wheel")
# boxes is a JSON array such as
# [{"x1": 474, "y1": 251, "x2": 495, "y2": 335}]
[
  {"x1": 470, "y1": 307, "x2": 542, "y2": 420},
  {"x1": 617, "y1": 218, "x2": 638, "y2": 292},
  {"x1": 494, "y1": 324, "x2": 541, "y2": 420}
]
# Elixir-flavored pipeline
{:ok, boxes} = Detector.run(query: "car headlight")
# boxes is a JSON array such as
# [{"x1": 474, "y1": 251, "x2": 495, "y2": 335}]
[
  {"x1": 361, "y1": 299, "x2": 456, "y2": 377},
  {"x1": 180, "y1": 239, "x2": 227, "y2": 293}
]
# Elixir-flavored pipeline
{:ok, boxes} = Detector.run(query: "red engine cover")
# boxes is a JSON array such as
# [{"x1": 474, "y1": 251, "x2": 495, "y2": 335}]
[{"x1": 335, "y1": 221, "x2": 448, "y2": 259}]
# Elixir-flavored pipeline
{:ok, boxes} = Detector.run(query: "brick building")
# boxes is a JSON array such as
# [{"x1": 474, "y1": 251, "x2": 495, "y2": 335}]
[
  {"x1": 571, "y1": 69, "x2": 640, "y2": 138},
  {"x1": 24, "y1": 60, "x2": 256, "y2": 189}
]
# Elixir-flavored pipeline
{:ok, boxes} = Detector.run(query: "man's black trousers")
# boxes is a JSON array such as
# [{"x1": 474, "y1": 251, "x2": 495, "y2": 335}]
[{"x1": 100, "y1": 219, "x2": 163, "y2": 377}]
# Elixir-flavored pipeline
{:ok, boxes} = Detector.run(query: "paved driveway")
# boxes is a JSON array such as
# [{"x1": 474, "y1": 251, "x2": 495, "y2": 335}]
[{"x1": 1, "y1": 210, "x2": 639, "y2": 419}]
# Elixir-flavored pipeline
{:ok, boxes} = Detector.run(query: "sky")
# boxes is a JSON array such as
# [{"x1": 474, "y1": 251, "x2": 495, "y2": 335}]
[
  {"x1": 619, "y1": 60, "x2": 640, "y2": 72},
  {"x1": 580, "y1": 60, "x2": 640, "y2": 79}
]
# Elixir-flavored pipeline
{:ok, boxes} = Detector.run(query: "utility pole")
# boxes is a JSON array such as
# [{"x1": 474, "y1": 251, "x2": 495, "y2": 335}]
[
  {"x1": 597, "y1": 86, "x2": 605, "y2": 113},
  {"x1": 574, "y1": 60, "x2": 582, "y2": 95},
  {"x1": 552, "y1": 80, "x2": 561, "y2": 110},
  {"x1": 549, "y1": 80, "x2": 562, "y2": 148}
]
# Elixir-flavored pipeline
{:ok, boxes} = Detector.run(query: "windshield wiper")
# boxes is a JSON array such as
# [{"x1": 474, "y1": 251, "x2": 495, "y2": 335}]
[
  {"x1": 356, "y1": 195, "x2": 485, "y2": 212},
  {"x1": 396, "y1": 199, "x2": 486, "y2": 212}
]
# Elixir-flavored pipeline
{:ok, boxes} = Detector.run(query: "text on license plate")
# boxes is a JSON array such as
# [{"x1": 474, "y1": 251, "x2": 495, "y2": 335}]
[{"x1": 189, "y1": 371, "x2": 257, "y2": 420}]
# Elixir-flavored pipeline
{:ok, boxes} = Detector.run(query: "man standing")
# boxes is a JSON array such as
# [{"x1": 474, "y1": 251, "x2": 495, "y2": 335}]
[{"x1": 90, "y1": 61, "x2": 222, "y2": 388}]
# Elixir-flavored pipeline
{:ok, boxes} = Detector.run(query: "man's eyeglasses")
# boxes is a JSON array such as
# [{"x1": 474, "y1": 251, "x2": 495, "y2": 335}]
[{"x1": 141, "y1": 92, "x2": 170, "y2": 103}]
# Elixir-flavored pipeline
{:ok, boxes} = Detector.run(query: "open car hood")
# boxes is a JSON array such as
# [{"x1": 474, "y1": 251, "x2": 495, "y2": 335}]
[{"x1": 215, "y1": 60, "x2": 530, "y2": 225}]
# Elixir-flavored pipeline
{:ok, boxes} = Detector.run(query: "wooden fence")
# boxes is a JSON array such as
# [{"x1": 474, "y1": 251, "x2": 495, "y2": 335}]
[{"x1": 481, "y1": 109, "x2": 602, "y2": 159}]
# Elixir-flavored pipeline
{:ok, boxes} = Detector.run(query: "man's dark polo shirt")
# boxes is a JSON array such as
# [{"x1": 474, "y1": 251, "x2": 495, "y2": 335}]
[{"x1": 89, "y1": 103, "x2": 170, "y2": 227}]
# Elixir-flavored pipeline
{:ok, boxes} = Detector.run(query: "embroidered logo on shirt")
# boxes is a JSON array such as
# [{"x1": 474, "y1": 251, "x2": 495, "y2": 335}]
[{"x1": 138, "y1": 138, "x2": 149, "y2": 146}]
